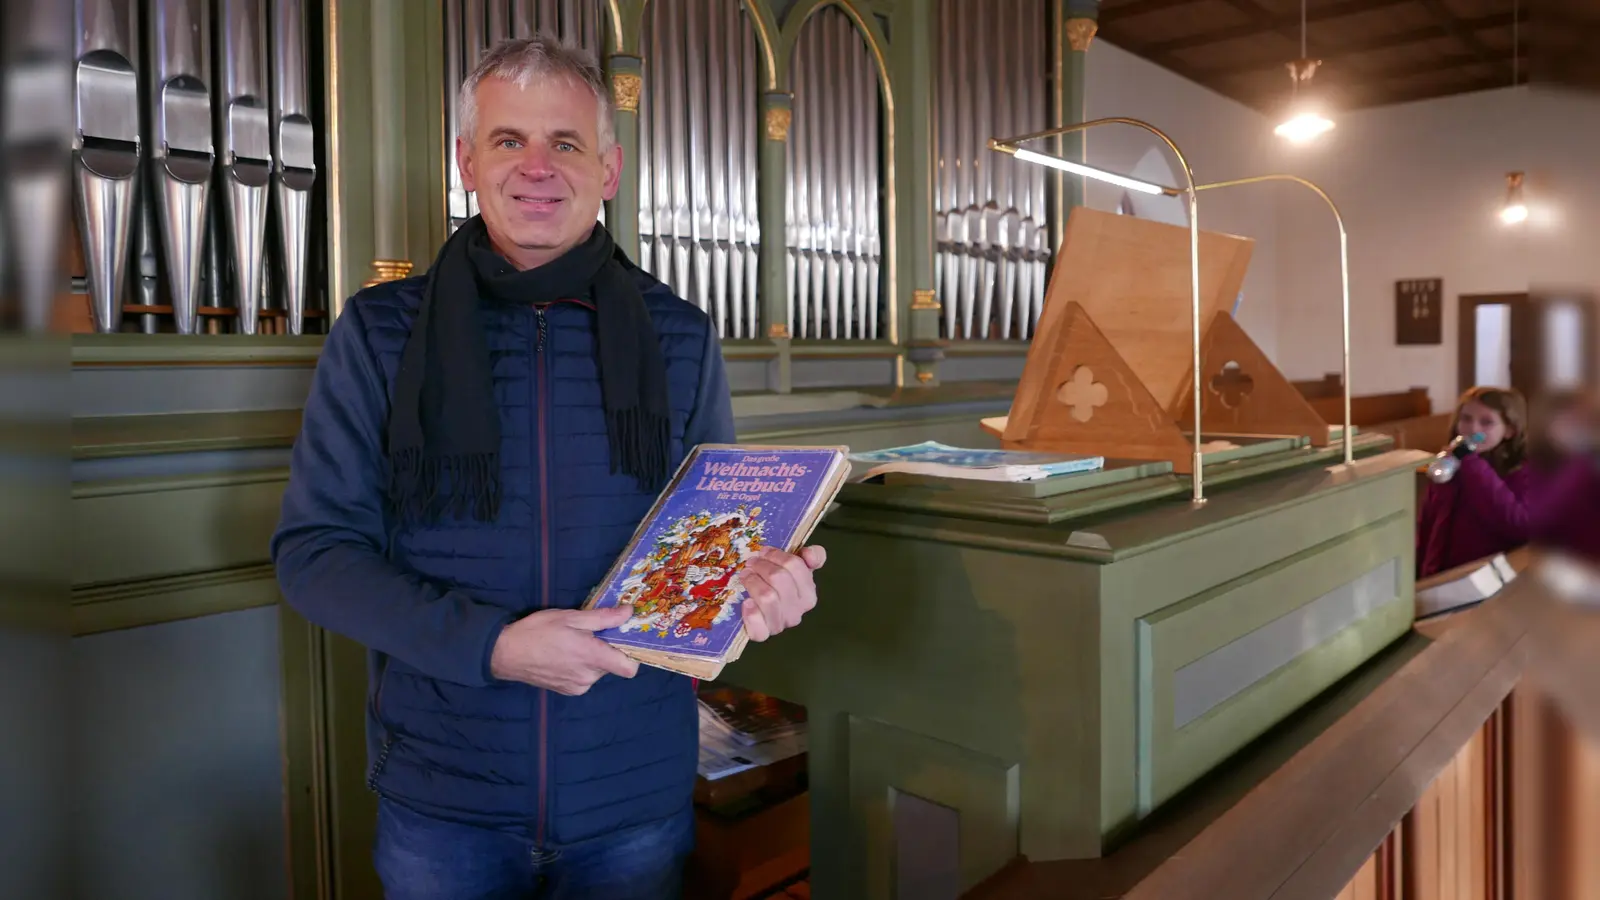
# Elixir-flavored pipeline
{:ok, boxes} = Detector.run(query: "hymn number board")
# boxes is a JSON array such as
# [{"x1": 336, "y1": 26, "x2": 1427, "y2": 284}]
[{"x1": 1396, "y1": 278, "x2": 1443, "y2": 345}]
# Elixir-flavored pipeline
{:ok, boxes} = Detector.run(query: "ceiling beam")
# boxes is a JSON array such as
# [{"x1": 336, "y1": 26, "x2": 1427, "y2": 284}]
[
  {"x1": 1211, "y1": 0, "x2": 1341, "y2": 60},
  {"x1": 1415, "y1": 0, "x2": 1501, "y2": 70},
  {"x1": 1097, "y1": 0, "x2": 1208, "y2": 25},
  {"x1": 1135, "y1": 0, "x2": 1413, "y2": 56},
  {"x1": 1195, "y1": 12, "x2": 1517, "y2": 79}
]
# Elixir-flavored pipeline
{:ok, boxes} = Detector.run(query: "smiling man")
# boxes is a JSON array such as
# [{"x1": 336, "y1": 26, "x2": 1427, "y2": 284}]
[{"x1": 270, "y1": 36, "x2": 826, "y2": 899}]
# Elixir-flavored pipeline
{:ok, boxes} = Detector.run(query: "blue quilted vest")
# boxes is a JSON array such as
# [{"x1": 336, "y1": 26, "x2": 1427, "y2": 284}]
[{"x1": 271, "y1": 270, "x2": 735, "y2": 846}]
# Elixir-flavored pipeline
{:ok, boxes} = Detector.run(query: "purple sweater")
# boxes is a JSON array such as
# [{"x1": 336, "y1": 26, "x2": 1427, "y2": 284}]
[
  {"x1": 1525, "y1": 457, "x2": 1600, "y2": 561},
  {"x1": 1416, "y1": 455, "x2": 1535, "y2": 578}
]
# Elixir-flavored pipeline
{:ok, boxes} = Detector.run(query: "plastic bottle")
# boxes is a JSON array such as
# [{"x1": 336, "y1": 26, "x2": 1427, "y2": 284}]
[{"x1": 1426, "y1": 432, "x2": 1486, "y2": 484}]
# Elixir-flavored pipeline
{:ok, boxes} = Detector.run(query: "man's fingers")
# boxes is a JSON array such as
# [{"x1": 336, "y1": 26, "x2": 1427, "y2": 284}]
[
  {"x1": 741, "y1": 596, "x2": 772, "y2": 642},
  {"x1": 799, "y1": 545, "x2": 827, "y2": 570},
  {"x1": 592, "y1": 644, "x2": 640, "y2": 680},
  {"x1": 566, "y1": 604, "x2": 634, "y2": 631},
  {"x1": 740, "y1": 569, "x2": 789, "y2": 641}
]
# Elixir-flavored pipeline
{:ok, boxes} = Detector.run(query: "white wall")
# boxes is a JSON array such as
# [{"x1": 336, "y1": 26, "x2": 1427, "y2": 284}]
[
  {"x1": 1267, "y1": 85, "x2": 1600, "y2": 411},
  {"x1": 1084, "y1": 44, "x2": 1600, "y2": 413},
  {"x1": 1084, "y1": 40, "x2": 1283, "y2": 358}
]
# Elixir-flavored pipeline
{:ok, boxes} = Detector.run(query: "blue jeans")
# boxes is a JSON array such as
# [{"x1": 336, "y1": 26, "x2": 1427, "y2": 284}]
[{"x1": 372, "y1": 797, "x2": 695, "y2": 900}]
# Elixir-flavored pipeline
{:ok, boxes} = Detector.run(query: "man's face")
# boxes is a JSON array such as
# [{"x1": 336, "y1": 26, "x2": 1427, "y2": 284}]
[{"x1": 457, "y1": 74, "x2": 621, "y2": 269}]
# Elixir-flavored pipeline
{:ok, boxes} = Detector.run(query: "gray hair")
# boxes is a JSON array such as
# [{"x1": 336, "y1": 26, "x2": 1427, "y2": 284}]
[{"x1": 458, "y1": 35, "x2": 616, "y2": 151}]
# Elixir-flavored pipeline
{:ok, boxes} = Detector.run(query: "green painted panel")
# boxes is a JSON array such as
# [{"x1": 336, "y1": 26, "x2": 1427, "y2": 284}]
[
  {"x1": 72, "y1": 471, "x2": 289, "y2": 587},
  {"x1": 1094, "y1": 462, "x2": 1417, "y2": 842},
  {"x1": 71, "y1": 335, "x2": 324, "y2": 366},
  {"x1": 847, "y1": 715, "x2": 1021, "y2": 900},
  {"x1": 1136, "y1": 513, "x2": 1414, "y2": 813},
  {"x1": 278, "y1": 604, "x2": 333, "y2": 900},
  {"x1": 74, "y1": 411, "x2": 304, "y2": 459},
  {"x1": 72, "y1": 564, "x2": 282, "y2": 636}
]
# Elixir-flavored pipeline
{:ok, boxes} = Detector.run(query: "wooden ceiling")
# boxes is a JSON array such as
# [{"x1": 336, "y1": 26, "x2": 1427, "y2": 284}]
[{"x1": 1092, "y1": 0, "x2": 1597, "y2": 113}]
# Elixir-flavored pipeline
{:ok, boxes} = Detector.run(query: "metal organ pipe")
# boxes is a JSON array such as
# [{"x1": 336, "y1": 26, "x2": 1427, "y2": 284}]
[
  {"x1": 786, "y1": 7, "x2": 883, "y2": 340},
  {"x1": 147, "y1": 0, "x2": 215, "y2": 335},
  {"x1": 74, "y1": 0, "x2": 143, "y2": 334},
  {"x1": 635, "y1": 0, "x2": 758, "y2": 339},
  {"x1": 6, "y1": 1, "x2": 74, "y2": 333},
  {"x1": 213, "y1": 0, "x2": 272, "y2": 335},
  {"x1": 270, "y1": 0, "x2": 315, "y2": 335},
  {"x1": 935, "y1": 0, "x2": 1049, "y2": 341}
]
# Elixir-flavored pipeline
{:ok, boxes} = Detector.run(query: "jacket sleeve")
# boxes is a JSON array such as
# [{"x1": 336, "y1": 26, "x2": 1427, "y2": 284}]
[
  {"x1": 270, "y1": 300, "x2": 514, "y2": 687},
  {"x1": 1452, "y1": 455, "x2": 1532, "y2": 545},
  {"x1": 681, "y1": 317, "x2": 738, "y2": 448}
]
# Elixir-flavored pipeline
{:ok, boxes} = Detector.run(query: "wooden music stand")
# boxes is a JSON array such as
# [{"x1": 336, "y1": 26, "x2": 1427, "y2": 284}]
[{"x1": 981, "y1": 206, "x2": 1327, "y2": 472}]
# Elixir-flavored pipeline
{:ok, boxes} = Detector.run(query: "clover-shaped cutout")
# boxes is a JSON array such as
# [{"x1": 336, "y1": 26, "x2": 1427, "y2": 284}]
[
  {"x1": 1209, "y1": 361, "x2": 1255, "y2": 410},
  {"x1": 1056, "y1": 366, "x2": 1109, "y2": 423}
]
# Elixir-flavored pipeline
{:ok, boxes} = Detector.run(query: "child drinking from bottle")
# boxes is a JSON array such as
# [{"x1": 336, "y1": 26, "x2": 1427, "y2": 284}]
[{"x1": 1416, "y1": 386, "x2": 1534, "y2": 578}]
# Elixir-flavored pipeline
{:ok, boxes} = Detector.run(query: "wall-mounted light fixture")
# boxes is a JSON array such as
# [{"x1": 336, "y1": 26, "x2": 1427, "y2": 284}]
[{"x1": 1499, "y1": 171, "x2": 1528, "y2": 225}]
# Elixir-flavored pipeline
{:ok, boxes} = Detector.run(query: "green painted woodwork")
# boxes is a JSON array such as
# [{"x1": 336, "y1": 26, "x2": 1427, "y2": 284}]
[
  {"x1": 608, "y1": 56, "x2": 645, "y2": 262},
  {"x1": 73, "y1": 410, "x2": 305, "y2": 459},
  {"x1": 71, "y1": 334, "x2": 325, "y2": 366},
  {"x1": 760, "y1": 90, "x2": 793, "y2": 349},
  {"x1": 1134, "y1": 513, "x2": 1412, "y2": 815},
  {"x1": 65, "y1": 383, "x2": 1015, "y2": 462},
  {"x1": 835, "y1": 433, "x2": 1391, "y2": 530},
  {"x1": 72, "y1": 564, "x2": 282, "y2": 636},
  {"x1": 72, "y1": 470, "x2": 290, "y2": 588},
  {"x1": 848, "y1": 715, "x2": 1022, "y2": 900},
  {"x1": 277, "y1": 604, "x2": 334, "y2": 900},
  {"x1": 408, "y1": 0, "x2": 451, "y2": 261},
  {"x1": 717, "y1": 446, "x2": 1425, "y2": 895}
]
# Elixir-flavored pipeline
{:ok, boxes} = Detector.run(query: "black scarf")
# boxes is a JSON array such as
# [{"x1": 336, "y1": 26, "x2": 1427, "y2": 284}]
[{"x1": 387, "y1": 217, "x2": 672, "y2": 525}]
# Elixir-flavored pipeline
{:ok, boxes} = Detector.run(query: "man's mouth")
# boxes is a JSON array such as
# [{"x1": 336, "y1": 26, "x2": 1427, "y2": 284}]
[{"x1": 512, "y1": 195, "x2": 564, "y2": 208}]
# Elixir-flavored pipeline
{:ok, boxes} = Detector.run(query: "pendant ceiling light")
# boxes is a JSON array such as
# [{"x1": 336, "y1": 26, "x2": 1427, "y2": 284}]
[
  {"x1": 1275, "y1": 0, "x2": 1334, "y2": 144},
  {"x1": 1498, "y1": 1, "x2": 1527, "y2": 225}
]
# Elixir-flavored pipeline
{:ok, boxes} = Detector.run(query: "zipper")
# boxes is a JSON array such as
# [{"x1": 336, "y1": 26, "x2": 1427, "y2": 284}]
[
  {"x1": 534, "y1": 303, "x2": 552, "y2": 847},
  {"x1": 367, "y1": 656, "x2": 395, "y2": 791}
]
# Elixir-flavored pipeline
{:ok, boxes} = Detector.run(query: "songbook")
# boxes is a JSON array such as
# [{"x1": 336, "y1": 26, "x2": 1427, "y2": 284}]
[
  {"x1": 1415, "y1": 553, "x2": 1517, "y2": 619},
  {"x1": 583, "y1": 444, "x2": 851, "y2": 679},
  {"x1": 851, "y1": 440, "x2": 1105, "y2": 483}
]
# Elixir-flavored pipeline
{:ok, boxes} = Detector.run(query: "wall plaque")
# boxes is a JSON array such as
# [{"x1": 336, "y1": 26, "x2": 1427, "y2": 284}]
[{"x1": 1396, "y1": 278, "x2": 1443, "y2": 345}]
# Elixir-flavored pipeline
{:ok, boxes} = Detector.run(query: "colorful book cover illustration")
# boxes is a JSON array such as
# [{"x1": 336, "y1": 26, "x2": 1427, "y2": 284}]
[{"x1": 587, "y1": 445, "x2": 849, "y2": 666}]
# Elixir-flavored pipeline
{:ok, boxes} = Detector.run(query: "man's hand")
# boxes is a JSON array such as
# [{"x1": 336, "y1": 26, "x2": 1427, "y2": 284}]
[
  {"x1": 738, "y1": 546, "x2": 827, "y2": 642},
  {"x1": 489, "y1": 606, "x2": 640, "y2": 695}
]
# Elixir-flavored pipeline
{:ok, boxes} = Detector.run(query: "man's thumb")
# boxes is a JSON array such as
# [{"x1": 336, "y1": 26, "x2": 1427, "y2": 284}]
[{"x1": 569, "y1": 604, "x2": 634, "y2": 631}]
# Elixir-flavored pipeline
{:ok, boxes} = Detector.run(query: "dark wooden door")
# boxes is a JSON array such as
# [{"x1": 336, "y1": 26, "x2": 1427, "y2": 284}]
[
  {"x1": 1459, "y1": 293, "x2": 1536, "y2": 398},
  {"x1": 1459, "y1": 292, "x2": 1597, "y2": 402}
]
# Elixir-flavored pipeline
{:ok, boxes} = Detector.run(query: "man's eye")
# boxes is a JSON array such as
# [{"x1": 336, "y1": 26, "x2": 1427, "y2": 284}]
[
  {"x1": 556, "y1": 142, "x2": 575, "y2": 152},
  {"x1": 500, "y1": 139, "x2": 521, "y2": 150}
]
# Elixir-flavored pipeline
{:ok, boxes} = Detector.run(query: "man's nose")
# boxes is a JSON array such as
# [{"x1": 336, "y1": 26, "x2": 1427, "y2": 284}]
[{"x1": 516, "y1": 147, "x2": 556, "y2": 178}]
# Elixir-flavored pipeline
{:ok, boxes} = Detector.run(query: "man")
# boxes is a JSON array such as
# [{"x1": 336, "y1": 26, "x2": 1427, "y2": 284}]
[{"x1": 271, "y1": 35, "x2": 825, "y2": 899}]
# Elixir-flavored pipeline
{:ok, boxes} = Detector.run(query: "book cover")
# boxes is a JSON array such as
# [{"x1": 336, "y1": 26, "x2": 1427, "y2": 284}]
[{"x1": 585, "y1": 444, "x2": 849, "y2": 669}]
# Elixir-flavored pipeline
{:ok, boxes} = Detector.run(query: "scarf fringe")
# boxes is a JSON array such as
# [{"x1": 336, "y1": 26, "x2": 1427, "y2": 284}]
[
  {"x1": 388, "y1": 447, "x2": 503, "y2": 525},
  {"x1": 607, "y1": 407, "x2": 673, "y2": 491}
]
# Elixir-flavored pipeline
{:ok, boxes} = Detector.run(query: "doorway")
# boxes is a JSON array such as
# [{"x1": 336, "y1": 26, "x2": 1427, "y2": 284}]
[{"x1": 1458, "y1": 292, "x2": 1596, "y2": 402}]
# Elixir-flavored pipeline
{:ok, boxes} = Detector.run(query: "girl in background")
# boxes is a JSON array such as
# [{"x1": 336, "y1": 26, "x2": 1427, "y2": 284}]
[{"x1": 1416, "y1": 386, "x2": 1534, "y2": 578}]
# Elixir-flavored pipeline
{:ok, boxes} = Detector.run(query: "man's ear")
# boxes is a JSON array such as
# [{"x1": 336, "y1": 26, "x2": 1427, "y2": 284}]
[
  {"x1": 457, "y1": 135, "x2": 476, "y2": 193},
  {"x1": 600, "y1": 143, "x2": 623, "y2": 202}
]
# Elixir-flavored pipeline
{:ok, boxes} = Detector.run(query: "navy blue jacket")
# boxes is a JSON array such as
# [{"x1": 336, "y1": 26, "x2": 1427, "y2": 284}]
[{"x1": 270, "y1": 270, "x2": 736, "y2": 846}]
